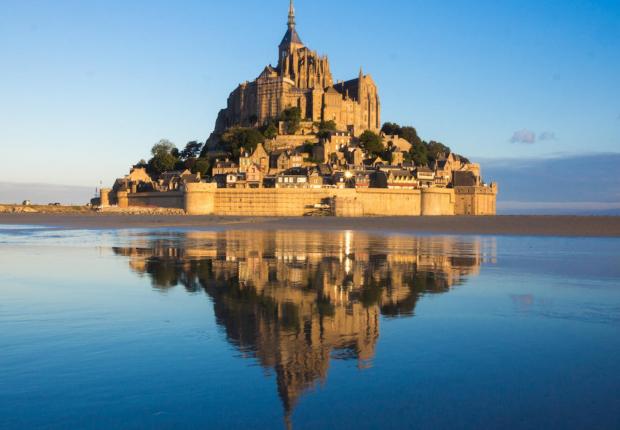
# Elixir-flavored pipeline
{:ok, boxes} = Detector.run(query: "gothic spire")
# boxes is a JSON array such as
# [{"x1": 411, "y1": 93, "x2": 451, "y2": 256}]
[
  {"x1": 288, "y1": 0, "x2": 296, "y2": 30},
  {"x1": 280, "y1": 0, "x2": 303, "y2": 47}
]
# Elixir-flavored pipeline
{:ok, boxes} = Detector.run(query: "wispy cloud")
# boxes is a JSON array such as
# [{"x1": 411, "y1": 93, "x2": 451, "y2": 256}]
[
  {"x1": 510, "y1": 129, "x2": 536, "y2": 144},
  {"x1": 510, "y1": 129, "x2": 557, "y2": 144},
  {"x1": 538, "y1": 131, "x2": 556, "y2": 141}
]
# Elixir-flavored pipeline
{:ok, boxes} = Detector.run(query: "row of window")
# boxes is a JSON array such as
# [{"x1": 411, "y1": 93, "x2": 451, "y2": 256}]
[{"x1": 278, "y1": 177, "x2": 307, "y2": 183}]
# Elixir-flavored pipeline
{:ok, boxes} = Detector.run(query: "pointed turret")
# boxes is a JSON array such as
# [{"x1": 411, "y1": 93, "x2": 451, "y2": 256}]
[
  {"x1": 288, "y1": 0, "x2": 296, "y2": 29},
  {"x1": 358, "y1": 67, "x2": 364, "y2": 100},
  {"x1": 278, "y1": 0, "x2": 304, "y2": 80},
  {"x1": 280, "y1": 0, "x2": 303, "y2": 47}
]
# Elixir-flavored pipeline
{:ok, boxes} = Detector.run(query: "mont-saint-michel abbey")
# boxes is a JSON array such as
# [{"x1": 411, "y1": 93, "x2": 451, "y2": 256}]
[
  {"x1": 215, "y1": 1, "x2": 380, "y2": 137},
  {"x1": 102, "y1": 0, "x2": 497, "y2": 216}
]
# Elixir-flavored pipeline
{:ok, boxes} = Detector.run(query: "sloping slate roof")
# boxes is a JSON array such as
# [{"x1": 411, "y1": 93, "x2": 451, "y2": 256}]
[
  {"x1": 453, "y1": 171, "x2": 477, "y2": 187},
  {"x1": 281, "y1": 167, "x2": 308, "y2": 176},
  {"x1": 280, "y1": 28, "x2": 303, "y2": 46}
]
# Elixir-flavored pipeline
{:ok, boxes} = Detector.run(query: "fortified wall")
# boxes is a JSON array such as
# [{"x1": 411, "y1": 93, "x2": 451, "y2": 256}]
[{"x1": 104, "y1": 185, "x2": 496, "y2": 216}]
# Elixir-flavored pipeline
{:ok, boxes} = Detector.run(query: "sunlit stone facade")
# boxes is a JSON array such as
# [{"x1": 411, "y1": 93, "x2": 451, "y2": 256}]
[{"x1": 213, "y1": 0, "x2": 381, "y2": 137}]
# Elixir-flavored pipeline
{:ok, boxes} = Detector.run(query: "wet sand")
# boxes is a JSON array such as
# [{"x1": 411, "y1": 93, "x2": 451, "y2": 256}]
[{"x1": 1, "y1": 213, "x2": 620, "y2": 237}]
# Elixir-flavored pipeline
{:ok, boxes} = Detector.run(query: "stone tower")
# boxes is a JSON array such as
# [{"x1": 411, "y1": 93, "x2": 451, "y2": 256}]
[
  {"x1": 277, "y1": 0, "x2": 332, "y2": 90},
  {"x1": 212, "y1": 0, "x2": 380, "y2": 137},
  {"x1": 278, "y1": 0, "x2": 304, "y2": 75}
]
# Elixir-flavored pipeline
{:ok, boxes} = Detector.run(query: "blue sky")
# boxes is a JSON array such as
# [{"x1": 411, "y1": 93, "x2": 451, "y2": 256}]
[{"x1": 0, "y1": 0, "x2": 619, "y2": 187}]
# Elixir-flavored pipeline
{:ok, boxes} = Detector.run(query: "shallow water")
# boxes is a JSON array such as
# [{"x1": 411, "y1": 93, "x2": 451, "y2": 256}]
[{"x1": 1, "y1": 226, "x2": 619, "y2": 429}]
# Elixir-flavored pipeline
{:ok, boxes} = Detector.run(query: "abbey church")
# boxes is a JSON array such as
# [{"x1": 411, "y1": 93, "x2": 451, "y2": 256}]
[{"x1": 214, "y1": 0, "x2": 381, "y2": 136}]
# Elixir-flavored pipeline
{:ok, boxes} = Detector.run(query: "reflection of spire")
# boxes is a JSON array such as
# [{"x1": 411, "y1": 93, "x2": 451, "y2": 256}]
[{"x1": 285, "y1": 412, "x2": 293, "y2": 430}]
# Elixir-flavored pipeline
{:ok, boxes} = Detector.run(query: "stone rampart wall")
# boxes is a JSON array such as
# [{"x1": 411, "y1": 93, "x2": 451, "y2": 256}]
[
  {"x1": 185, "y1": 187, "x2": 445, "y2": 217},
  {"x1": 420, "y1": 188, "x2": 455, "y2": 216},
  {"x1": 214, "y1": 188, "x2": 335, "y2": 217},
  {"x1": 127, "y1": 191, "x2": 184, "y2": 209},
  {"x1": 342, "y1": 189, "x2": 422, "y2": 217},
  {"x1": 454, "y1": 186, "x2": 497, "y2": 216},
  {"x1": 120, "y1": 186, "x2": 496, "y2": 217}
]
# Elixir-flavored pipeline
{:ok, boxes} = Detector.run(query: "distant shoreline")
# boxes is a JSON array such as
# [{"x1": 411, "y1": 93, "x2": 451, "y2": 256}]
[{"x1": 1, "y1": 213, "x2": 620, "y2": 237}]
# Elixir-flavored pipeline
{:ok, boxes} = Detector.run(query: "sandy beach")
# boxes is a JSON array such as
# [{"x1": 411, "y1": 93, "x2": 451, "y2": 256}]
[{"x1": 1, "y1": 212, "x2": 620, "y2": 237}]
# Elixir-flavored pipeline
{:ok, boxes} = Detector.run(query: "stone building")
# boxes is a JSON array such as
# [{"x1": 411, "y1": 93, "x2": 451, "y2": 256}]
[
  {"x1": 239, "y1": 143, "x2": 269, "y2": 173},
  {"x1": 112, "y1": 167, "x2": 153, "y2": 194},
  {"x1": 213, "y1": 0, "x2": 381, "y2": 137},
  {"x1": 212, "y1": 160, "x2": 238, "y2": 176}
]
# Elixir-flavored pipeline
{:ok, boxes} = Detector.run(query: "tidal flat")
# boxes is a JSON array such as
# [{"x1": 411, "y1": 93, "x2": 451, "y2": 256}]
[
  {"x1": 1, "y1": 225, "x2": 619, "y2": 429},
  {"x1": 1, "y1": 213, "x2": 620, "y2": 236}
]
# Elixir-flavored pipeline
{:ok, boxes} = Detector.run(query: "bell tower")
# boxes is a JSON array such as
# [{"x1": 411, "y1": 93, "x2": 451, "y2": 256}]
[{"x1": 278, "y1": 0, "x2": 304, "y2": 75}]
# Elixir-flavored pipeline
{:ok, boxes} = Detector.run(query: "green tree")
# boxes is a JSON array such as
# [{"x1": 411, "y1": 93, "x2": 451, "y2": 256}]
[
  {"x1": 400, "y1": 126, "x2": 423, "y2": 147},
  {"x1": 381, "y1": 122, "x2": 424, "y2": 148},
  {"x1": 149, "y1": 152, "x2": 178, "y2": 175},
  {"x1": 262, "y1": 122, "x2": 278, "y2": 140},
  {"x1": 319, "y1": 120, "x2": 337, "y2": 131},
  {"x1": 301, "y1": 140, "x2": 316, "y2": 153},
  {"x1": 426, "y1": 140, "x2": 451, "y2": 161},
  {"x1": 280, "y1": 107, "x2": 301, "y2": 135},
  {"x1": 407, "y1": 143, "x2": 429, "y2": 166},
  {"x1": 317, "y1": 120, "x2": 338, "y2": 139},
  {"x1": 221, "y1": 127, "x2": 265, "y2": 158},
  {"x1": 193, "y1": 158, "x2": 211, "y2": 176},
  {"x1": 151, "y1": 139, "x2": 176, "y2": 156},
  {"x1": 148, "y1": 139, "x2": 179, "y2": 175},
  {"x1": 381, "y1": 122, "x2": 402, "y2": 136},
  {"x1": 180, "y1": 141, "x2": 204, "y2": 160},
  {"x1": 359, "y1": 130, "x2": 384, "y2": 157}
]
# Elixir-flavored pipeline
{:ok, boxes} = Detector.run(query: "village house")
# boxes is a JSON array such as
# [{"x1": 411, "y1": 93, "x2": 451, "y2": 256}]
[
  {"x1": 415, "y1": 166, "x2": 436, "y2": 188},
  {"x1": 239, "y1": 143, "x2": 269, "y2": 173},
  {"x1": 331, "y1": 171, "x2": 349, "y2": 189},
  {"x1": 226, "y1": 172, "x2": 247, "y2": 188},
  {"x1": 308, "y1": 168, "x2": 324, "y2": 188},
  {"x1": 245, "y1": 164, "x2": 264, "y2": 188},
  {"x1": 372, "y1": 170, "x2": 417, "y2": 190},
  {"x1": 322, "y1": 131, "x2": 352, "y2": 149},
  {"x1": 276, "y1": 167, "x2": 309, "y2": 188},
  {"x1": 270, "y1": 150, "x2": 304, "y2": 174},
  {"x1": 344, "y1": 146, "x2": 365, "y2": 166},
  {"x1": 353, "y1": 170, "x2": 373, "y2": 188},
  {"x1": 112, "y1": 166, "x2": 154, "y2": 193},
  {"x1": 212, "y1": 160, "x2": 238, "y2": 176},
  {"x1": 388, "y1": 170, "x2": 417, "y2": 189},
  {"x1": 156, "y1": 169, "x2": 199, "y2": 192}
]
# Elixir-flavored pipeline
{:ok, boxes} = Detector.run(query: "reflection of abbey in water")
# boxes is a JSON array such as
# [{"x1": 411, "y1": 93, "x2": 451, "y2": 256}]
[{"x1": 113, "y1": 231, "x2": 493, "y2": 422}]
